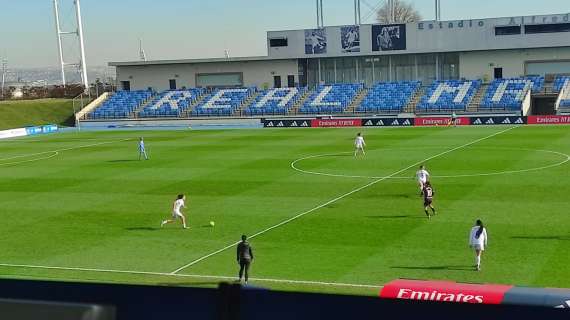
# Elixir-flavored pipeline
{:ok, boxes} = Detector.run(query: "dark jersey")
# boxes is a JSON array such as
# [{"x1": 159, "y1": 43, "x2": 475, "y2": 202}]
[
  {"x1": 237, "y1": 241, "x2": 253, "y2": 261},
  {"x1": 423, "y1": 186, "x2": 434, "y2": 201}
]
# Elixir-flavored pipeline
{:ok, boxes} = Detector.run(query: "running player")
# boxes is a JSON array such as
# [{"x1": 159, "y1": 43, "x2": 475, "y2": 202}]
[
  {"x1": 422, "y1": 181, "x2": 436, "y2": 219},
  {"x1": 139, "y1": 137, "x2": 149, "y2": 160},
  {"x1": 354, "y1": 133, "x2": 366, "y2": 157},
  {"x1": 469, "y1": 220, "x2": 488, "y2": 271},
  {"x1": 161, "y1": 194, "x2": 188, "y2": 229},
  {"x1": 416, "y1": 165, "x2": 430, "y2": 195}
]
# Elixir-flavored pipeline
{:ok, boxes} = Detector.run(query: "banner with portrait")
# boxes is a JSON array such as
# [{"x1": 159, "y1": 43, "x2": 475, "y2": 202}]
[
  {"x1": 304, "y1": 29, "x2": 327, "y2": 54},
  {"x1": 341, "y1": 26, "x2": 360, "y2": 53},
  {"x1": 372, "y1": 24, "x2": 407, "y2": 51}
]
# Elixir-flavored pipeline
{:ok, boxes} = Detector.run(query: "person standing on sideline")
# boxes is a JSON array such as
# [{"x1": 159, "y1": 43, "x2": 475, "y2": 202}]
[
  {"x1": 450, "y1": 112, "x2": 458, "y2": 127},
  {"x1": 139, "y1": 137, "x2": 149, "y2": 160},
  {"x1": 354, "y1": 133, "x2": 366, "y2": 157},
  {"x1": 469, "y1": 220, "x2": 488, "y2": 271},
  {"x1": 161, "y1": 194, "x2": 188, "y2": 229},
  {"x1": 237, "y1": 235, "x2": 254, "y2": 284}
]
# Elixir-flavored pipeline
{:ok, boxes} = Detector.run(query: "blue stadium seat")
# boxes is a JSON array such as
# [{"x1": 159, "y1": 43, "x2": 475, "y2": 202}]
[
  {"x1": 480, "y1": 76, "x2": 544, "y2": 111},
  {"x1": 89, "y1": 90, "x2": 153, "y2": 119},
  {"x1": 244, "y1": 88, "x2": 306, "y2": 116},
  {"x1": 138, "y1": 88, "x2": 205, "y2": 118},
  {"x1": 357, "y1": 81, "x2": 421, "y2": 113},
  {"x1": 192, "y1": 88, "x2": 256, "y2": 117},
  {"x1": 299, "y1": 83, "x2": 364, "y2": 114},
  {"x1": 417, "y1": 80, "x2": 481, "y2": 112},
  {"x1": 554, "y1": 76, "x2": 570, "y2": 109}
]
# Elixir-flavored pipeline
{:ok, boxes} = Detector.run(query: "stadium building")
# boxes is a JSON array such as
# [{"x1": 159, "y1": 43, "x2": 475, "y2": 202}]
[
  {"x1": 111, "y1": 13, "x2": 570, "y2": 89},
  {"x1": 81, "y1": 12, "x2": 570, "y2": 123}
]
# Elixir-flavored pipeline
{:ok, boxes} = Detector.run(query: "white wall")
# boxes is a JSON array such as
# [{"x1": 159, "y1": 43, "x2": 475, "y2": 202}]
[
  {"x1": 459, "y1": 47, "x2": 570, "y2": 81},
  {"x1": 268, "y1": 13, "x2": 570, "y2": 59},
  {"x1": 116, "y1": 59, "x2": 298, "y2": 91}
]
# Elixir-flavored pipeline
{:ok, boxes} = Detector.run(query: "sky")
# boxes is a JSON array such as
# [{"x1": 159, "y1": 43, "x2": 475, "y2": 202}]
[{"x1": 0, "y1": 0, "x2": 569, "y2": 68}]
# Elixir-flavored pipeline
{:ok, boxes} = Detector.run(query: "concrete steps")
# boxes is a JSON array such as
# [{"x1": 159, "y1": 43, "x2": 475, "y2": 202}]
[
  {"x1": 345, "y1": 88, "x2": 369, "y2": 114},
  {"x1": 467, "y1": 84, "x2": 488, "y2": 113},
  {"x1": 233, "y1": 91, "x2": 262, "y2": 116},
  {"x1": 287, "y1": 89, "x2": 312, "y2": 116},
  {"x1": 184, "y1": 91, "x2": 210, "y2": 118},
  {"x1": 404, "y1": 86, "x2": 425, "y2": 113}
]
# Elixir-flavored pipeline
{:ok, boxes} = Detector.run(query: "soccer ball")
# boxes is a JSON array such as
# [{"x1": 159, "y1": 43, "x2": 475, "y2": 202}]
[{"x1": 210, "y1": 221, "x2": 215, "y2": 227}]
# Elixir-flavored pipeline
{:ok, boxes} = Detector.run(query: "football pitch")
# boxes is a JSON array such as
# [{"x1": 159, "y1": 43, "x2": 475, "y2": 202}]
[{"x1": 0, "y1": 125, "x2": 569, "y2": 296}]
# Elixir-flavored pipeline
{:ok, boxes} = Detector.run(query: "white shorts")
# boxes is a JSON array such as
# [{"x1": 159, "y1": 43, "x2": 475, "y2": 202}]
[
  {"x1": 472, "y1": 244, "x2": 485, "y2": 251},
  {"x1": 418, "y1": 179, "x2": 427, "y2": 186},
  {"x1": 355, "y1": 144, "x2": 364, "y2": 149},
  {"x1": 172, "y1": 210, "x2": 184, "y2": 219}
]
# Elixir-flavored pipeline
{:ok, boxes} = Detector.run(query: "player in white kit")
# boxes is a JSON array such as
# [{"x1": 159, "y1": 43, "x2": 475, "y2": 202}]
[
  {"x1": 416, "y1": 165, "x2": 430, "y2": 195},
  {"x1": 354, "y1": 133, "x2": 366, "y2": 157},
  {"x1": 161, "y1": 194, "x2": 188, "y2": 229},
  {"x1": 469, "y1": 220, "x2": 488, "y2": 271}
]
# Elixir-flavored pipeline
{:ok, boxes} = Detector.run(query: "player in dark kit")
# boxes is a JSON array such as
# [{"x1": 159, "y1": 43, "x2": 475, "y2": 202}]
[
  {"x1": 423, "y1": 181, "x2": 436, "y2": 219},
  {"x1": 237, "y1": 235, "x2": 254, "y2": 284}
]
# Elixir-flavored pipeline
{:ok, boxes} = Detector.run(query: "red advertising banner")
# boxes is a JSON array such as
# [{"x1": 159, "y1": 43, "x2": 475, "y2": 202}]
[
  {"x1": 527, "y1": 115, "x2": 570, "y2": 125},
  {"x1": 415, "y1": 117, "x2": 470, "y2": 127},
  {"x1": 311, "y1": 119, "x2": 362, "y2": 128},
  {"x1": 380, "y1": 280, "x2": 513, "y2": 305}
]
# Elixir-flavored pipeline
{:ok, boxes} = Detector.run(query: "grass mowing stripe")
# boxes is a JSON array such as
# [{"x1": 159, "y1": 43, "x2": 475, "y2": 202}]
[
  {"x1": 0, "y1": 263, "x2": 380, "y2": 289},
  {"x1": 170, "y1": 126, "x2": 517, "y2": 274}
]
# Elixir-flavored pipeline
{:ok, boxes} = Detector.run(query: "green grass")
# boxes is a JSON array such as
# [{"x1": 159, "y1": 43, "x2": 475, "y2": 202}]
[
  {"x1": 0, "y1": 99, "x2": 75, "y2": 130},
  {"x1": 0, "y1": 126, "x2": 569, "y2": 296}
]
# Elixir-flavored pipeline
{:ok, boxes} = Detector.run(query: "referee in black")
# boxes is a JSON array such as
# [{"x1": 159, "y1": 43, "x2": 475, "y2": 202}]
[{"x1": 237, "y1": 235, "x2": 254, "y2": 284}]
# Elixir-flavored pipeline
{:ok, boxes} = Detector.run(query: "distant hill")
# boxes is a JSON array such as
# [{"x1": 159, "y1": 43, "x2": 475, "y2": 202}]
[{"x1": 0, "y1": 99, "x2": 75, "y2": 130}]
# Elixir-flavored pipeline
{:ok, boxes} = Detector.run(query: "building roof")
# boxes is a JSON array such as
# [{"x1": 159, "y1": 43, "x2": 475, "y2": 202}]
[{"x1": 109, "y1": 55, "x2": 283, "y2": 67}]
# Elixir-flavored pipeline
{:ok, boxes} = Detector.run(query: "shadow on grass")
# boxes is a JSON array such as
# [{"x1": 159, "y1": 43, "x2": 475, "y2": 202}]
[
  {"x1": 366, "y1": 215, "x2": 425, "y2": 220},
  {"x1": 391, "y1": 265, "x2": 474, "y2": 271},
  {"x1": 511, "y1": 235, "x2": 570, "y2": 241},
  {"x1": 157, "y1": 281, "x2": 222, "y2": 287},
  {"x1": 108, "y1": 160, "x2": 138, "y2": 163},
  {"x1": 125, "y1": 227, "x2": 159, "y2": 231}
]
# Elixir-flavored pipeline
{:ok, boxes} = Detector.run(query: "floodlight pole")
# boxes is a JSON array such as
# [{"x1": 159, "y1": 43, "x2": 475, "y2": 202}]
[
  {"x1": 316, "y1": 0, "x2": 324, "y2": 28},
  {"x1": 53, "y1": 0, "x2": 89, "y2": 92},
  {"x1": 354, "y1": 0, "x2": 361, "y2": 25},
  {"x1": 53, "y1": 0, "x2": 66, "y2": 86},
  {"x1": 75, "y1": 0, "x2": 89, "y2": 92}
]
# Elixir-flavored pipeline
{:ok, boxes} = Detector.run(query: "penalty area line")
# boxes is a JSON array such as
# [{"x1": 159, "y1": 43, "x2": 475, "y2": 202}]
[
  {"x1": 0, "y1": 263, "x2": 381, "y2": 289},
  {"x1": 170, "y1": 126, "x2": 517, "y2": 274}
]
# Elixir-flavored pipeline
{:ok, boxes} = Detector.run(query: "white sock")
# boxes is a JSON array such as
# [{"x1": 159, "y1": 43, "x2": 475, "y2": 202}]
[{"x1": 476, "y1": 255, "x2": 481, "y2": 267}]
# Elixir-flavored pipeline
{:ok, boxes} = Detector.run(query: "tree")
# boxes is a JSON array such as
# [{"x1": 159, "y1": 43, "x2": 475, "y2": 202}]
[{"x1": 377, "y1": 0, "x2": 422, "y2": 24}]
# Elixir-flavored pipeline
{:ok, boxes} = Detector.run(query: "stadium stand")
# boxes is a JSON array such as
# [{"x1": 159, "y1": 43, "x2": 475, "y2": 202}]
[
  {"x1": 244, "y1": 88, "x2": 306, "y2": 116},
  {"x1": 138, "y1": 89, "x2": 205, "y2": 118},
  {"x1": 89, "y1": 90, "x2": 152, "y2": 119},
  {"x1": 299, "y1": 83, "x2": 364, "y2": 114},
  {"x1": 554, "y1": 75, "x2": 570, "y2": 108},
  {"x1": 192, "y1": 88, "x2": 256, "y2": 116},
  {"x1": 480, "y1": 76, "x2": 544, "y2": 110},
  {"x1": 417, "y1": 80, "x2": 481, "y2": 112},
  {"x1": 357, "y1": 81, "x2": 420, "y2": 113}
]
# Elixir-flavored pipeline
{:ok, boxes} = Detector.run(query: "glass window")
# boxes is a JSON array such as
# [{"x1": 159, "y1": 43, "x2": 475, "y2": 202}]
[
  {"x1": 439, "y1": 53, "x2": 460, "y2": 80},
  {"x1": 393, "y1": 55, "x2": 415, "y2": 81},
  {"x1": 337, "y1": 58, "x2": 357, "y2": 83},
  {"x1": 417, "y1": 54, "x2": 436, "y2": 84},
  {"x1": 322, "y1": 58, "x2": 335, "y2": 84}
]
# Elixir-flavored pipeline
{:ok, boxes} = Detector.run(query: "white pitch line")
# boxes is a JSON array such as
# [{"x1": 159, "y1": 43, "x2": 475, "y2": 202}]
[
  {"x1": 170, "y1": 126, "x2": 517, "y2": 274},
  {"x1": 0, "y1": 138, "x2": 133, "y2": 167},
  {"x1": 0, "y1": 263, "x2": 380, "y2": 289},
  {"x1": 0, "y1": 152, "x2": 59, "y2": 167},
  {"x1": 290, "y1": 148, "x2": 570, "y2": 180}
]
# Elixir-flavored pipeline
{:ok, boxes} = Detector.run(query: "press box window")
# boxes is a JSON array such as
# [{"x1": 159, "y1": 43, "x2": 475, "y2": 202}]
[
  {"x1": 269, "y1": 38, "x2": 288, "y2": 47},
  {"x1": 525, "y1": 23, "x2": 570, "y2": 34},
  {"x1": 495, "y1": 25, "x2": 521, "y2": 36}
]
